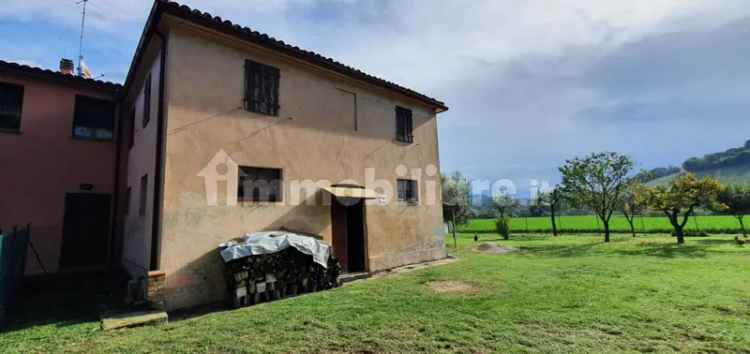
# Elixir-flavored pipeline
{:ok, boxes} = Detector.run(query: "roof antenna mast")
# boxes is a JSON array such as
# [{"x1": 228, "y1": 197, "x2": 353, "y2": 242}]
[{"x1": 76, "y1": 0, "x2": 89, "y2": 77}]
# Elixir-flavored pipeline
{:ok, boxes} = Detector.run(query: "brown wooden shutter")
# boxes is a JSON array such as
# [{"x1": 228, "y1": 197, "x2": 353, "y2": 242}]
[
  {"x1": 245, "y1": 60, "x2": 280, "y2": 116},
  {"x1": 395, "y1": 106, "x2": 413, "y2": 143}
]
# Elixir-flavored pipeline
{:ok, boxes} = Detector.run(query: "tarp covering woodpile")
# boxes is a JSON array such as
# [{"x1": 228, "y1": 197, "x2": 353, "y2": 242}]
[
  {"x1": 219, "y1": 231, "x2": 341, "y2": 308},
  {"x1": 220, "y1": 231, "x2": 332, "y2": 267}
]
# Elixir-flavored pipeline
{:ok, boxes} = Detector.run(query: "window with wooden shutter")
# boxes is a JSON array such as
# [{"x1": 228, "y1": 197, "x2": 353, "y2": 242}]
[
  {"x1": 397, "y1": 179, "x2": 418, "y2": 204},
  {"x1": 395, "y1": 106, "x2": 413, "y2": 143},
  {"x1": 129, "y1": 107, "x2": 135, "y2": 149},
  {"x1": 244, "y1": 60, "x2": 280, "y2": 116},
  {"x1": 142, "y1": 74, "x2": 151, "y2": 128},
  {"x1": 139, "y1": 174, "x2": 148, "y2": 217},
  {"x1": 124, "y1": 187, "x2": 131, "y2": 214},
  {"x1": 0, "y1": 81, "x2": 24, "y2": 132}
]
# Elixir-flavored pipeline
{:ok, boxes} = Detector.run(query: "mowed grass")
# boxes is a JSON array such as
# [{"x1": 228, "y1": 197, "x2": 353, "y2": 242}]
[
  {"x1": 2, "y1": 234, "x2": 750, "y2": 353},
  {"x1": 460, "y1": 215, "x2": 749, "y2": 234}
]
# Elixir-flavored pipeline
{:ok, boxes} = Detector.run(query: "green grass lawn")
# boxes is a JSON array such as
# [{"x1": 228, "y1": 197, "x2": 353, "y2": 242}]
[
  {"x1": 460, "y1": 215, "x2": 749, "y2": 234},
  {"x1": 2, "y1": 234, "x2": 749, "y2": 353}
]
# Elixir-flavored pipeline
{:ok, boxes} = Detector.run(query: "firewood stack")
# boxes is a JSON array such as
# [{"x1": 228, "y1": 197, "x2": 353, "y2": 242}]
[{"x1": 223, "y1": 247, "x2": 341, "y2": 308}]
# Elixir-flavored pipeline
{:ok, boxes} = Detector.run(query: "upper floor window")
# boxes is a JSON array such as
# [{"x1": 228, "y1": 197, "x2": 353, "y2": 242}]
[
  {"x1": 139, "y1": 175, "x2": 148, "y2": 217},
  {"x1": 143, "y1": 74, "x2": 152, "y2": 128},
  {"x1": 72, "y1": 95, "x2": 115, "y2": 140},
  {"x1": 397, "y1": 179, "x2": 419, "y2": 204},
  {"x1": 0, "y1": 82, "x2": 24, "y2": 132},
  {"x1": 124, "y1": 186, "x2": 131, "y2": 214},
  {"x1": 244, "y1": 60, "x2": 280, "y2": 116},
  {"x1": 238, "y1": 166, "x2": 282, "y2": 202},
  {"x1": 395, "y1": 106, "x2": 413, "y2": 144},
  {"x1": 129, "y1": 107, "x2": 135, "y2": 149}
]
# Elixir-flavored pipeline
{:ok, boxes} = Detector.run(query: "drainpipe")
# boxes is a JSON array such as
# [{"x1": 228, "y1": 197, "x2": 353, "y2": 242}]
[
  {"x1": 150, "y1": 29, "x2": 168, "y2": 271},
  {"x1": 110, "y1": 92, "x2": 124, "y2": 272}
]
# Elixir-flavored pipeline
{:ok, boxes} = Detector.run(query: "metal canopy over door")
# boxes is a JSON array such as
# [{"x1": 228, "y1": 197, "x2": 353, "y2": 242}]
[
  {"x1": 331, "y1": 197, "x2": 366, "y2": 273},
  {"x1": 59, "y1": 193, "x2": 112, "y2": 268}
]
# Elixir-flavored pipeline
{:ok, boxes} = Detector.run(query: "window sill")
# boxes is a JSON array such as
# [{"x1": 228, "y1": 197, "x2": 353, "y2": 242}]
[
  {"x1": 238, "y1": 199, "x2": 282, "y2": 204},
  {"x1": 244, "y1": 107, "x2": 280, "y2": 118},
  {"x1": 0, "y1": 128, "x2": 22, "y2": 135},
  {"x1": 397, "y1": 200, "x2": 419, "y2": 206},
  {"x1": 394, "y1": 139, "x2": 414, "y2": 145},
  {"x1": 72, "y1": 135, "x2": 113, "y2": 142}
]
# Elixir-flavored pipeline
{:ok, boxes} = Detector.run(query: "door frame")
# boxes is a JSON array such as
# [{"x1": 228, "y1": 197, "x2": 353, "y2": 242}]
[
  {"x1": 331, "y1": 197, "x2": 369, "y2": 273},
  {"x1": 59, "y1": 192, "x2": 113, "y2": 272}
]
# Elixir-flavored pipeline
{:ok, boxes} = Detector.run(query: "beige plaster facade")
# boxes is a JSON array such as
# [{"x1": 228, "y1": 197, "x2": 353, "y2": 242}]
[{"x1": 119, "y1": 10, "x2": 448, "y2": 310}]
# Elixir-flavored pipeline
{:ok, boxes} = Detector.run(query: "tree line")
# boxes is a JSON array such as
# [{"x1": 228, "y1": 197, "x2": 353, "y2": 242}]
[{"x1": 443, "y1": 152, "x2": 750, "y2": 245}]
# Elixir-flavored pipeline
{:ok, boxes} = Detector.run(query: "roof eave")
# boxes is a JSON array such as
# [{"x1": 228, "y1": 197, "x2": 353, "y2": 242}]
[
  {"x1": 154, "y1": 0, "x2": 448, "y2": 112},
  {"x1": 0, "y1": 60, "x2": 121, "y2": 94}
]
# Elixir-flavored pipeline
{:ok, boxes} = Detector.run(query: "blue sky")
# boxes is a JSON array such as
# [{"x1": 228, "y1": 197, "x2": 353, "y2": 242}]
[{"x1": 3, "y1": 0, "x2": 749, "y2": 198}]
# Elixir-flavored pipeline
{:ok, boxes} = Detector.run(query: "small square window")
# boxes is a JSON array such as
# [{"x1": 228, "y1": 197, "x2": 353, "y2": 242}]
[
  {"x1": 238, "y1": 166, "x2": 282, "y2": 202},
  {"x1": 397, "y1": 179, "x2": 418, "y2": 204},
  {"x1": 0, "y1": 82, "x2": 24, "y2": 132},
  {"x1": 72, "y1": 95, "x2": 115, "y2": 140}
]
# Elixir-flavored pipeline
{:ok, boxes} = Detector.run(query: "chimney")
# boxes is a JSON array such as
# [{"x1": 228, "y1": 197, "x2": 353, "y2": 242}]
[{"x1": 60, "y1": 58, "x2": 75, "y2": 75}]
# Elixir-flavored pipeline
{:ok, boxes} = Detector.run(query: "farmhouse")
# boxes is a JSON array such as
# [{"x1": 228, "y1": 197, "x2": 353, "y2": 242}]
[{"x1": 0, "y1": 0, "x2": 448, "y2": 311}]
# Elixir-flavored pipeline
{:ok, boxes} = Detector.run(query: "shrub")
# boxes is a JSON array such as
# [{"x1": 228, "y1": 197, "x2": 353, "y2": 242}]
[{"x1": 496, "y1": 217, "x2": 511, "y2": 240}]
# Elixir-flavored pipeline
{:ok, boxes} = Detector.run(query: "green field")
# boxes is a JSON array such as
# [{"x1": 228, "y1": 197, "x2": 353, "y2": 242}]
[
  {"x1": 459, "y1": 215, "x2": 748, "y2": 234},
  {"x1": 2, "y1": 234, "x2": 749, "y2": 353}
]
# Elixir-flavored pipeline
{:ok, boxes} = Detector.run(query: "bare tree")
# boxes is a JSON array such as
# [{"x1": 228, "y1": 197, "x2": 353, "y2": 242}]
[{"x1": 537, "y1": 187, "x2": 563, "y2": 236}]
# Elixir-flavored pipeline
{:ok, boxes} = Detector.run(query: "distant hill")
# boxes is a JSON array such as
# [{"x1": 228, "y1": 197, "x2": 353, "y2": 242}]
[
  {"x1": 648, "y1": 164, "x2": 750, "y2": 187},
  {"x1": 647, "y1": 140, "x2": 750, "y2": 187}
]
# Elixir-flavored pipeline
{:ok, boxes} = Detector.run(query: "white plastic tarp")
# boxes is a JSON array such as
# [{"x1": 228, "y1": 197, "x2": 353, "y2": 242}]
[{"x1": 219, "y1": 231, "x2": 331, "y2": 268}]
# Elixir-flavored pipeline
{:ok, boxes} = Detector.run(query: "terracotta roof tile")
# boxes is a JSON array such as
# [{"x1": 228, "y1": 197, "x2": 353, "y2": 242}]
[{"x1": 0, "y1": 59, "x2": 122, "y2": 93}]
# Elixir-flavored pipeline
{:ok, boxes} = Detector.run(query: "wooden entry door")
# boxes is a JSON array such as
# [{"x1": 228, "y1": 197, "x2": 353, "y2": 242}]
[
  {"x1": 59, "y1": 193, "x2": 112, "y2": 268},
  {"x1": 331, "y1": 197, "x2": 366, "y2": 273}
]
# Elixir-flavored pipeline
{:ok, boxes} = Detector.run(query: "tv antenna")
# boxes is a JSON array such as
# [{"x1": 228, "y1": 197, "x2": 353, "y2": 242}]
[{"x1": 76, "y1": 0, "x2": 89, "y2": 76}]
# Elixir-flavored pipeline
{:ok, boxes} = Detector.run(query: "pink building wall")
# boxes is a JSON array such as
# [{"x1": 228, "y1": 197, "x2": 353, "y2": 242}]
[
  {"x1": 0, "y1": 71, "x2": 118, "y2": 274},
  {"x1": 118, "y1": 44, "x2": 163, "y2": 277}
]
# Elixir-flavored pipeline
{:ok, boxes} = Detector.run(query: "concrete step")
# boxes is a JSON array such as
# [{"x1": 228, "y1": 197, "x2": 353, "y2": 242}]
[
  {"x1": 101, "y1": 310, "x2": 168, "y2": 331},
  {"x1": 338, "y1": 272, "x2": 370, "y2": 284}
]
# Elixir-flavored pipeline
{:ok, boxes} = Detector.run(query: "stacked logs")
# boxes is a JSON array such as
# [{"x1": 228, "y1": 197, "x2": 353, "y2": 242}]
[{"x1": 223, "y1": 247, "x2": 341, "y2": 308}]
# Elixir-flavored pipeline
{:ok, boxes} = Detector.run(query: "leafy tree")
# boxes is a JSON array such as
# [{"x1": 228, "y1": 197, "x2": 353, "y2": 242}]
[
  {"x1": 536, "y1": 187, "x2": 563, "y2": 236},
  {"x1": 492, "y1": 195, "x2": 520, "y2": 219},
  {"x1": 495, "y1": 216, "x2": 511, "y2": 240},
  {"x1": 716, "y1": 185, "x2": 750, "y2": 237},
  {"x1": 442, "y1": 172, "x2": 472, "y2": 225},
  {"x1": 621, "y1": 180, "x2": 647, "y2": 238},
  {"x1": 638, "y1": 173, "x2": 724, "y2": 244},
  {"x1": 559, "y1": 152, "x2": 634, "y2": 242}
]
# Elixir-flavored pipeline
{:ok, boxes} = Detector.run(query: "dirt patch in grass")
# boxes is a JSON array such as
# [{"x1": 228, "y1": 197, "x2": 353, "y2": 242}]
[
  {"x1": 427, "y1": 281, "x2": 479, "y2": 294},
  {"x1": 475, "y1": 243, "x2": 517, "y2": 254}
]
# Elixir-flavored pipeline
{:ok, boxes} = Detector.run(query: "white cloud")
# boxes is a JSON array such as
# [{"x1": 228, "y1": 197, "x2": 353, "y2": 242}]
[
  {"x1": 3, "y1": 0, "x2": 747, "y2": 89},
  {"x1": 2, "y1": 0, "x2": 748, "y2": 184}
]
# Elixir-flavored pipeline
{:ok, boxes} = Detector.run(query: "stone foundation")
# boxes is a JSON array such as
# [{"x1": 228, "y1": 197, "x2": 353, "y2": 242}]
[{"x1": 147, "y1": 270, "x2": 166, "y2": 310}]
